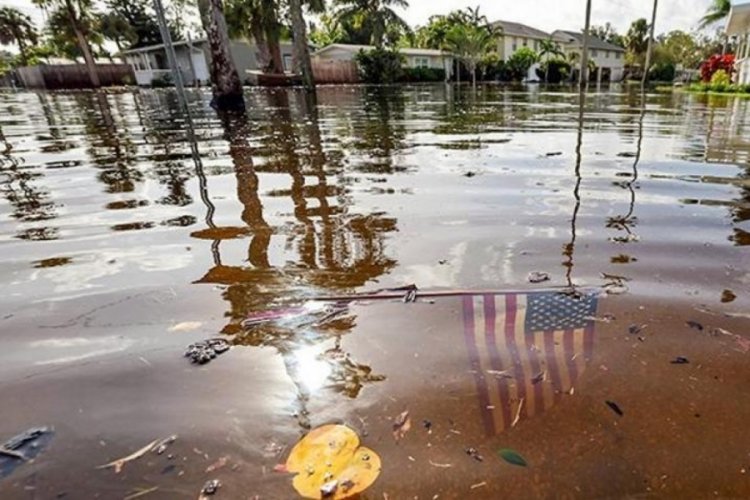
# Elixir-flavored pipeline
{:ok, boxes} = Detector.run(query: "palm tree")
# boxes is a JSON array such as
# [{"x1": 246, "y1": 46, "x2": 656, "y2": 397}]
[
  {"x1": 34, "y1": 0, "x2": 101, "y2": 86},
  {"x1": 0, "y1": 7, "x2": 38, "y2": 66},
  {"x1": 334, "y1": 0, "x2": 410, "y2": 47},
  {"x1": 197, "y1": 0, "x2": 245, "y2": 109},
  {"x1": 289, "y1": 0, "x2": 315, "y2": 90},
  {"x1": 445, "y1": 23, "x2": 496, "y2": 89},
  {"x1": 625, "y1": 18, "x2": 649, "y2": 67},
  {"x1": 225, "y1": 0, "x2": 280, "y2": 73},
  {"x1": 538, "y1": 37, "x2": 563, "y2": 82},
  {"x1": 699, "y1": 0, "x2": 730, "y2": 28}
]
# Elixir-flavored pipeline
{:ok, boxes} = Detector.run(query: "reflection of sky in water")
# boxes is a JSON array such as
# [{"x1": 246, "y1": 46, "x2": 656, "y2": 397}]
[
  {"x1": 29, "y1": 336, "x2": 135, "y2": 365},
  {"x1": 292, "y1": 345, "x2": 332, "y2": 394}
]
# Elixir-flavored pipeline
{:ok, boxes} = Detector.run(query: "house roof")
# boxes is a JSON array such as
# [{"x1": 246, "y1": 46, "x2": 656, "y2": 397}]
[
  {"x1": 552, "y1": 30, "x2": 625, "y2": 52},
  {"x1": 313, "y1": 44, "x2": 450, "y2": 57},
  {"x1": 726, "y1": 1, "x2": 750, "y2": 35},
  {"x1": 490, "y1": 20, "x2": 549, "y2": 40}
]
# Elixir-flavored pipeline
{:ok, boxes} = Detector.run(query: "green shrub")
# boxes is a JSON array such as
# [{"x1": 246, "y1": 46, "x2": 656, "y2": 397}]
[
  {"x1": 355, "y1": 48, "x2": 404, "y2": 84},
  {"x1": 536, "y1": 58, "x2": 571, "y2": 83},
  {"x1": 506, "y1": 47, "x2": 538, "y2": 81},
  {"x1": 648, "y1": 62, "x2": 676, "y2": 82},
  {"x1": 401, "y1": 66, "x2": 445, "y2": 82}
]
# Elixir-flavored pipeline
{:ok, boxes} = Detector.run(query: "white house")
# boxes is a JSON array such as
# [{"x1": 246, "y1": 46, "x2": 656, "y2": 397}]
[
  {"x1": 551, "y1": 30, "x2": 626, "y2": 82},
  {"x1": 312, "y1": 44, "x2": 454, "y2": 79},
  {"x1": 119, "y1": 39, "x2": 295, "y2": 86},
  {"x1": 726, "y1": 0, "x2": 750, "y2": 84},
  {"x1": 490, "y1": 20, "x2": 551, "y2": 61}
]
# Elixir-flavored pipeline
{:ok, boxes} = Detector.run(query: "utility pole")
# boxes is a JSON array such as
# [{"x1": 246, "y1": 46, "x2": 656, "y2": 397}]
[
  {"x1": 153, "y1": 0, "x2": 190, "y2": 114},
  {"x1": 642, "y1": 0, "x2": 658, "y2": 86},
  {"x1": 579, "y1": 0, "x2": 592, "y2": 88}
]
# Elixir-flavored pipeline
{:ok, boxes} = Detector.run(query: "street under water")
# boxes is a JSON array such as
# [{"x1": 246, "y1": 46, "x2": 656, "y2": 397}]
[{"x1": 0, "y1": 84, "x2": 749, "y2": 498}]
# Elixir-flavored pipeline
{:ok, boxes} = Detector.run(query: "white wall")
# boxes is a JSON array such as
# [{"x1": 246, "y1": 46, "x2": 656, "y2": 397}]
[{"x1": 498, "y1": 35, "x2": 545, "y2": 61}]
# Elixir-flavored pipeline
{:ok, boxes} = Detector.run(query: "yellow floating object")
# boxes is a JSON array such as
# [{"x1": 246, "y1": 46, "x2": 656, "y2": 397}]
[{"x1": 285, "y1": 424, "x2": 381, "y2": 499}]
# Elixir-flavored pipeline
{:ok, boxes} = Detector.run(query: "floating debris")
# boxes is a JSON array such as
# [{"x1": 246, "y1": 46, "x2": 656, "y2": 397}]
[
  {"x1": 465, "y1": 447, "x2": 484, "y2": 462},
  {"x1": 531, "y1": 371, "x2": 546, "y2": 385},
  {"x1": 671, "y1": 356, "x2": 690, "y2": 364},
  {"x1": 584, "y1": 313, "x2": 616, "y2": 323},
  {"x1": 498, "y1": 448, "x2": 527, "y2": 467},
  {"x1": 123, "y1": 486, "x2": 159, "y2": 500},
  {"x1": 511, "y1": 398, "x2": 525, "y2": 428},
  {"x1": 528, "y1": 272, "x2": 550, "y2": 283},
  {"x1": 605, "y1": 400, "x2": 624, "y2": 417},
  {"x1": 97, "y1": 438, "x2": 161, "y2": 474},
  {"x1": 422, "y1": 420, "x2": 432, "y2": 432},
  {"x1": 153, "y1": 435, "x2": 177, "y2": 455},
  {"x1": 428, "y1": 460, "x2": 452, "y2": 468},
  {"x1": 486, "y1": 369, "x2": 513, "y2": 379},
  {"x1": 545, "y1": 151, "x2": 563, "y2": 157},
  {"x1": 392, "y1": 411, "x2": 412, "y2": 442},
  {"x1": 0, "y1": 427, "x2": 54, "y2": 480},
  {"x1": 721, "y1": 289, "x2": 737, "y2": 303},
  {"x1": 686, "y1": 321, "x2": 704, "y2": 331},
  {"x1": 628, "y1": 324, "x2": 647, "y2": 335},
  {"x1": 470, "y1": 481, "x2": 488, "y2": 489},
  {"x1": 200, "y1": 479, "x2": 221, "y2": 496},
  {"x1": 185, "y1": 338, "x2": 231, "y2": 365},
  {"x1": 206, "y1": 455, "x2": 230, "y2": 473}
]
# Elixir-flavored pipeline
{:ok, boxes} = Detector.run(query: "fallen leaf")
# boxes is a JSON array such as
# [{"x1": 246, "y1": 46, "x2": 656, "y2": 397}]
[
  {"x1": 605, "y1": 400, "x2": 623, "y2": 417},
  {"x1": 498, "y1": 448, "x2": 527, "y2": 467},
  {"x1": 168, "y1": 321, "x2": 203, "y2": 332},
  {"x1": 284, "y1": 424, "x2": 381, "y2": 499},
  {"x1": 97, "y1": 439, "x2": 160, "y2": 474},
  {"x1": 392, "y1": 411, "x2": 411, "y2": 442},
  {"x1": 721, "y1": 289, "x2": 736, "y2": 303}
]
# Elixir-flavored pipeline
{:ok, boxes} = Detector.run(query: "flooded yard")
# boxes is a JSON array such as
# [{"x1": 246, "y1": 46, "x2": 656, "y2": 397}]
[{"x1": 1, "y1": 84, "x2": 749, "y2": 498}]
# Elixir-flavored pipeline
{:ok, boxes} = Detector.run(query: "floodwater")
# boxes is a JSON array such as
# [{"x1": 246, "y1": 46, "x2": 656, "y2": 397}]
[{"x1": 1, "y1": 84, "x2": 749, "y2": 498}]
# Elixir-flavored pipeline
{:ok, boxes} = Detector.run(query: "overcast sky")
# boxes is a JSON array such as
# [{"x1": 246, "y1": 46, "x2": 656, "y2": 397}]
[{"x1": 0, "y1": 0, "x2": 721, "y2": 38}]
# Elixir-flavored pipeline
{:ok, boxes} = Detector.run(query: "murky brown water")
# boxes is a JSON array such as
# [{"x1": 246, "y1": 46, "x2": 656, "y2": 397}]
[{"x1": 1, "y1": 85, "x2": 750, "y2": 499}]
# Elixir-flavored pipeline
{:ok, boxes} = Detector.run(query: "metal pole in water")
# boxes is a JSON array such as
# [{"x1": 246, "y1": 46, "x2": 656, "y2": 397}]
[
  {"x1": 153, "y1": 0, "x2": 190, "y2": 115},
  {"x1": 579, "y1": 0, "x2": 592, "y2": 88},
  {"x1": 642, "y1": 0, "x2": 658, "y2": 87}
]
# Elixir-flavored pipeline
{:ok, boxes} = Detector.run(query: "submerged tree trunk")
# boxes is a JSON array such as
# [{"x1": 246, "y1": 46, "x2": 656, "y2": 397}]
[
  {"x1": 64, "y1": 0, "x2": 100, "y2": 87},
  {"x1": 198, "y1": 0, "x2": 245, "y2": 110},
  {"x1": 288, "y1": 0, "x2": 315, "y2": 91}
]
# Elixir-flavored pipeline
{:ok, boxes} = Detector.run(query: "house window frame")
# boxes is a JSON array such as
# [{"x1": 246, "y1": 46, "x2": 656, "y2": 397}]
[{"x1": 414, "y1": 57, "x2": 430, "y2": 68}]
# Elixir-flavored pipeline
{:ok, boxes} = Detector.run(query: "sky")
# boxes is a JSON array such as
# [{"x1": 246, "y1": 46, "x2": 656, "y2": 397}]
[{"x1": 0, "y1": 0, "x2": 723, "y2": 40}]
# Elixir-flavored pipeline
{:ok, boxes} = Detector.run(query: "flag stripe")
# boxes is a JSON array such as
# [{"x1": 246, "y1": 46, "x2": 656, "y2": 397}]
[{"x1": 462, "y1": 296, "x2": 494, "y2": 436}]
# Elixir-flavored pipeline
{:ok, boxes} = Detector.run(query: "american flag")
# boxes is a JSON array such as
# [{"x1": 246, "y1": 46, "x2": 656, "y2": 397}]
[{"x1": 462, "y1": 291, "x2": 597, "y2": 436}]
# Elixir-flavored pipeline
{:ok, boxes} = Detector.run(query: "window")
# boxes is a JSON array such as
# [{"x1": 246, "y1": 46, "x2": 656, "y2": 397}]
[
  {"x1": 605, "y1": 50, "x2": 610, "y2": 58},
  {"x1": 512, "y1": 37, "x2": 518, "y2": 51},
  {"x1": 522, "y1": 39, "x2": 527, "y2": 47},
  {"x1": 591, "y1": 49, "x2": 598, "y2": 57},
  {"x1": 283, "y1": 54, "x2": 293, "y2": 71},
  {"x1": 414, "y1": 57, "x2": 430, "y2": 68},
  {"x1": 615, "y1": 52, "x2": 621, "y2": 59}
]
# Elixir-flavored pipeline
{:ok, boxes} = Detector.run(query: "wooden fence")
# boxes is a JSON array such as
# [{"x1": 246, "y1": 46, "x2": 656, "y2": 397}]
[
  {"x1": 15, "y1": 64, "x2": 135, "y2": 89},
  {"x1": 312, "y1": 60, "x2": 360, "y2": 84}
]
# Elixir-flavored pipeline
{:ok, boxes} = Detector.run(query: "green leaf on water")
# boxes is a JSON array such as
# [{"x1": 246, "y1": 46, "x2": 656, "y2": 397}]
[{"x1": 498, "y1": 448, "x2": 527, "y2": 467}]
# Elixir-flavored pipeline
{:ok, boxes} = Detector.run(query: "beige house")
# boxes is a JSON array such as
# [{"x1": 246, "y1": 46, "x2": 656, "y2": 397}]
[
  {"x1": 490, "y1": 20, "x2": 551, "y2": 61},
  {"x1": 551, "y1": 30, "x2": 625, "y2": 82},
  {"x1": 726, "y1": 1, "x2": 750, "y2": 84},
  {"x1": 312, "y1": 44, "x2": 454, "y2": 78}
]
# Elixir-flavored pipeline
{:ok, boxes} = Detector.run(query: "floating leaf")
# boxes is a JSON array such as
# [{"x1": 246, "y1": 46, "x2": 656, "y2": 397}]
[
  {"x1": 284, "y1": 424, "x2": 381, "y2": 499},
  {"x1": 498, "y1": 448, "x2": 527, "y2": 467}
]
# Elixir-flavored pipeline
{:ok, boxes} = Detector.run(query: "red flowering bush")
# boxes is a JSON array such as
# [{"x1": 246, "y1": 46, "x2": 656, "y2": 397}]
[{"x1": 700, "y1": 54, "x2": 735, "y2": 82}]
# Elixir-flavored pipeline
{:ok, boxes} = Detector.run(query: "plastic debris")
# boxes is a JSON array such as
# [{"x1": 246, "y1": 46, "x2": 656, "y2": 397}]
[{"x1": 185, "y1": 338, "x2": 231, "y2": 365}]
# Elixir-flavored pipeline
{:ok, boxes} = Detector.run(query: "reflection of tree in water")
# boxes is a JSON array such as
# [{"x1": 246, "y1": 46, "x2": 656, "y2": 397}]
[
  {"x1": 345, "y1": 87, "x2": 409, "y2": 173},
  {"x1": 76, "y1": 92, "x2": 142, "y2": 194},
  {"x1": 0, "y1": 98, "x2": 58, "y2": 240},
  {"x1": 193, "y1": 91, "x2": 396, "y2": 427}
]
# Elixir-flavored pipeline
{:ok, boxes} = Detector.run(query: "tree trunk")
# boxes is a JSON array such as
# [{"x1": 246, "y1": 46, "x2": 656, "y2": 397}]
[
  {"x1": 264, "y1": 7, "x2": 285, "y2": 74},
  {"x1": 15, "y1": 35, "x2": 28, "y2": 66},
  {"x1": 198, "y1": 0, "x2": 245, "y2": 110},
  {"x1": 471, "y1": 63, "x2": 476, "y2": 89},
  {"x1": 64, "y1": 0, "x2": 100, "y2": 87},
  {"x1": 250, "y1": 22, "x2": 271, "y2": 72},
  {"x1": 288, "y1": 0, "x2": 314, "y2": 91}
]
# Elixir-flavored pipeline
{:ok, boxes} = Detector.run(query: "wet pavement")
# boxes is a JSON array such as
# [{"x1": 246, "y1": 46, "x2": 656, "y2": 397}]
[{"x1": 0, "y1": 84, "x2": 749, "y2": 498}]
